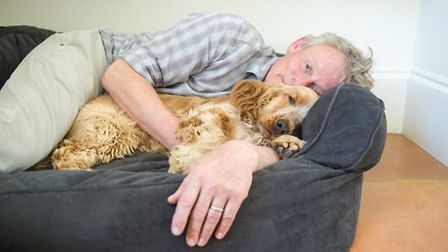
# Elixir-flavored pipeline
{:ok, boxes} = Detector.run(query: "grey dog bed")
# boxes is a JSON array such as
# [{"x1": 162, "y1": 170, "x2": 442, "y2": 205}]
[{"x1": 0, "y1": 26, "x2": 387, "y2": 252}]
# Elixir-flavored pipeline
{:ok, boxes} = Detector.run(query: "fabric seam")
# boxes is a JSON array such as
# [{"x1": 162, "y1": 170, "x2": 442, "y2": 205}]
[
  {"x1": 346, "y1": 99, "x2": 385, "y2": 172},
  {"x1": 294, "y1": 83, "x2": 344, "y2": 156}
]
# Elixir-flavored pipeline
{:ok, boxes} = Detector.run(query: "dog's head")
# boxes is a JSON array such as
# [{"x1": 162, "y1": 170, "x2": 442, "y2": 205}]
[{"x1": 230, "y1": 80, "x2": 319, "y2": 139}]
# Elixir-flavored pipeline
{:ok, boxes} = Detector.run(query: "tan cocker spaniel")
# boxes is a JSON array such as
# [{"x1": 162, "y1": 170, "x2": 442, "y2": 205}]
[{"x1": 51, "y1": 80, "x2": 318, "y2": 173}]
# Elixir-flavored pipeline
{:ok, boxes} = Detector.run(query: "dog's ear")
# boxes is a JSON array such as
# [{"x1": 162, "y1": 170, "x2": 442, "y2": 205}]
[{"x1": 230, "y1": 80, "x2": 269, "y2": 124}]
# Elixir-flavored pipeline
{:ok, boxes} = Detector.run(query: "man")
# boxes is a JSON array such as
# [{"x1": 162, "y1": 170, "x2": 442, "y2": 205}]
[{"x1": 100, "y1": 12, "x2": 373, "y2": 247}]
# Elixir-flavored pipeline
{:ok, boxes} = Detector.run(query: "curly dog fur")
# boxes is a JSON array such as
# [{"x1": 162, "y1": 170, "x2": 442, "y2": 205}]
[{"x1": 51, "y1": 80, "x2": 318, "y2": 173}]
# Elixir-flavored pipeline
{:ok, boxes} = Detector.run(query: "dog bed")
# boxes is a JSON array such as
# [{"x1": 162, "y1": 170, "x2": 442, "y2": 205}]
[{"x1": 0, "y1": 26, "x2": 387, "y2": 252}]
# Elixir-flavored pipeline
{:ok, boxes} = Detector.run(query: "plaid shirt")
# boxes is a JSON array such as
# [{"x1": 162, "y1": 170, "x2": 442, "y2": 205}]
[{"x1": 100, "y1": 12, "x2": 278, "y2": 97}]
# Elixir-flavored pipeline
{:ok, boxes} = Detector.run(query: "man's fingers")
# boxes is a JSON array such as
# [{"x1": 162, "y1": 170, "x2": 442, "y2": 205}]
[
  {"x1": 185, "y1": 190, "x2": 213, "y2": 247},
  {"x1": 197, "y1": 196, "x2": 227, "y2": 247},
  {"x1": 167, "y1": 176, "x2": 190, "y2": 204},
  {"x1": 170, "y1": 178, "x2": 200, "y2": 236},
  {"x1": 167, "y1": 185, "x2": 182, "y2": 205},
  {"x1": 214, "y1": 197, "x2": 243, "y2": 240}
]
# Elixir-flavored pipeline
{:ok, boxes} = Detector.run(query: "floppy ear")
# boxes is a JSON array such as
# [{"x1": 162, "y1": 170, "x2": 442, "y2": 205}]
[
  {"x1": 287, "y1": 36, "x2": 307, "y2": 54},
  {"x1": 230, "y1": 80, "x2": 269, "y2": 124}
]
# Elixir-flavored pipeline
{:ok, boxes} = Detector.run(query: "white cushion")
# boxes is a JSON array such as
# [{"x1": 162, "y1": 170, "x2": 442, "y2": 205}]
[{"x1": 0, "y1": 30, "x2": 107, "y2": 173}]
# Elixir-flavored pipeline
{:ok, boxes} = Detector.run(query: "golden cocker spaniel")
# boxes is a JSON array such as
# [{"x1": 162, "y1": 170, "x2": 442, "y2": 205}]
[{"x1": 51, "y1": 80, "x2": 318, "y2": 173}]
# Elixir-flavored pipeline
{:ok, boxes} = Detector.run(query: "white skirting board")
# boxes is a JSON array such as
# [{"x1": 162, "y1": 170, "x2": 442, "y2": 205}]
[
  {"x1": 403, "y1": 69, "x2": 448, "y2": 166},
  {"x1": 371, "y1": 67, "x2": 409, "y2": 134},
  {"x1": 370, "y1": 67, "x2": 447, "y2": 166}
]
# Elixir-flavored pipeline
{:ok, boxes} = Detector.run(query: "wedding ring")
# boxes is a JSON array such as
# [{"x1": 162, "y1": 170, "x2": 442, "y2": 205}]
[{"x1": 209, "y1": 205, "x2": 224, "y2": 213}]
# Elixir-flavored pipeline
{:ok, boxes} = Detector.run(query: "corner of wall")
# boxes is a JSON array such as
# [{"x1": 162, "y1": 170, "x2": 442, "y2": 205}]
[
  {"x1": 403, "y1": 68, "x2": 448, "y2": 166},
  {"x1": 371, "y1": 67, "x2": 409, "y2": 134}
]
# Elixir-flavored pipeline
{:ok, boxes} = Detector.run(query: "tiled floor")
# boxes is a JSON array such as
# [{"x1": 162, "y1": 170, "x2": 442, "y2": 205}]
[{"x1": 351, "y1": 134, "x2": 448, "y2": 251}]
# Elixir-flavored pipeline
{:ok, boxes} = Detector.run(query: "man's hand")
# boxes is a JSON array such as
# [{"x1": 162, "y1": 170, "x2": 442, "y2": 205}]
[{"x1": 167, "y1": 140, "x2": 279, "y2": 247}]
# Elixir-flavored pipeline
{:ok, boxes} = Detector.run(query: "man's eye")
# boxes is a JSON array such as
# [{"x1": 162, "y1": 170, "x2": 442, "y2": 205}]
[
  {"x1": 288, "y1": 95, "x2": 296, "y2": 105},
  {"x1": 305, "y1": 63, "x2": 312, "y2": 72}
]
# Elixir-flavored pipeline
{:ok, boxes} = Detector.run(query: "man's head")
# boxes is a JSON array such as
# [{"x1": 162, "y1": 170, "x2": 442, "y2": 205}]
[{"x1": 264, "y1": 33, "x2": 373, "y2": 94}]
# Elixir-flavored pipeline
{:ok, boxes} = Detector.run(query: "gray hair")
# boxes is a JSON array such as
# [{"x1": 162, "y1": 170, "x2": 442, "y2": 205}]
[{"x1": 301, "y1": 33, "x2": 374, "y2": 89}]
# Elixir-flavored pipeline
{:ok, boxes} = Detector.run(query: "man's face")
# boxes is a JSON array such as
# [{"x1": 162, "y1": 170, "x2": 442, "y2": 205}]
[{"x1": 264, "y1": 44, "x2": 346, "y2": 95}]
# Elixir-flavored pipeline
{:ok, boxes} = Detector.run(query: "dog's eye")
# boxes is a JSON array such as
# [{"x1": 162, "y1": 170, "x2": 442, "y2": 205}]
[{"x1": 288, "y1": 95, "x2": 296, "y2": 105}]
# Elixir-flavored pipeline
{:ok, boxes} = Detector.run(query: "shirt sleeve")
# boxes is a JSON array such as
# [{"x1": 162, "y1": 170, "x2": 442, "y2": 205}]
[{"x1": 119, "y1": 12, "x2": 267, "y2": 87}]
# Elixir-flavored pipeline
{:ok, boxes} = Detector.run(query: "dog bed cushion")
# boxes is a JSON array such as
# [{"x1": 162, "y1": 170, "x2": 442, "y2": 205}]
[
  {"x1": 0, "y1": 88, "x2": 387, "y2": 251},
  {"x1": 0, "y1": 26, "x2": 387, "y2": 252}
]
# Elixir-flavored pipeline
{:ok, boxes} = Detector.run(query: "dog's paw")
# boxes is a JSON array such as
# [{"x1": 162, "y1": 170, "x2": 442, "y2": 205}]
[
  {"x1": 168, "y1": 145, "x2": 192, "y2": 174},
  {"x1": 271, "y1": 135, "x2": 305, "y2": 159},
  {"x1": 168, "y1": 156, "x2": 188, "y2": 174},
  {"x1": 176, "y1": 116, "x2": 203, "y2": 144},
  {"x1": 52, "y1": 141, "x2": 97, "y2": 171}
]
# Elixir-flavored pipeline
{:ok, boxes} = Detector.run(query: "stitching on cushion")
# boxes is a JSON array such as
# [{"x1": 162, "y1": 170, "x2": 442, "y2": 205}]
[
  {"x1": 293, "y1": 83, "x2": 344, "y2": 156},
  {"x1": 345, "y1": 99, "x2": 385, "y2": 172},
  {"x1": 0, "y1": 172, "x2": 186, "y2": 196},
  {"x1": 294, "y1": 84, "x2": 386, "y2": 172}
]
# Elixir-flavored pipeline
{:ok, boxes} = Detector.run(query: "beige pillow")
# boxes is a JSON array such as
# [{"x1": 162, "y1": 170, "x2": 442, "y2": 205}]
[{"x1": 0, "y1": 29, "x2": 107, "y2": 173}]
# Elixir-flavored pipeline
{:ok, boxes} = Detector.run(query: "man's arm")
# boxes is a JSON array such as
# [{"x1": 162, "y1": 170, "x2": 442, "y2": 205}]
[
  {"x1": 102, "y1": 58, "x2": 180, "y2": 149},
  {"x1": 103, "y1": 58, "x2": 280, "y2": 248},
  {"x1": 167, "y1": 140, "x2": 279, "y2": 247}
]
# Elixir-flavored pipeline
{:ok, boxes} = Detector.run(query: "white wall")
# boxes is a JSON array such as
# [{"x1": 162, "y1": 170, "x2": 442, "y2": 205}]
[
  {"x1": 403, "y1": 0, "x2": 448, "y2": 166},
  {"x1": 412, "y1": 1, "x2": 448, "y2": 78},
  {"x1": 0, "y1": 0, "x2": 420, "y2": 61}
]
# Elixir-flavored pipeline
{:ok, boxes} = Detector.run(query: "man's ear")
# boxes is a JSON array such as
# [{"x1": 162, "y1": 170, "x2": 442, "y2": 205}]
[{"x1": 287, "y1": 36, "x2": 307, "y2": 54}]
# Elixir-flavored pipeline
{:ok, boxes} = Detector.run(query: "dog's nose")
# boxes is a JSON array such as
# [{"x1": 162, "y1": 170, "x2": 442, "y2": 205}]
[{"x1": 275, "y1": 119, "x2": 288, "y2": 135}]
